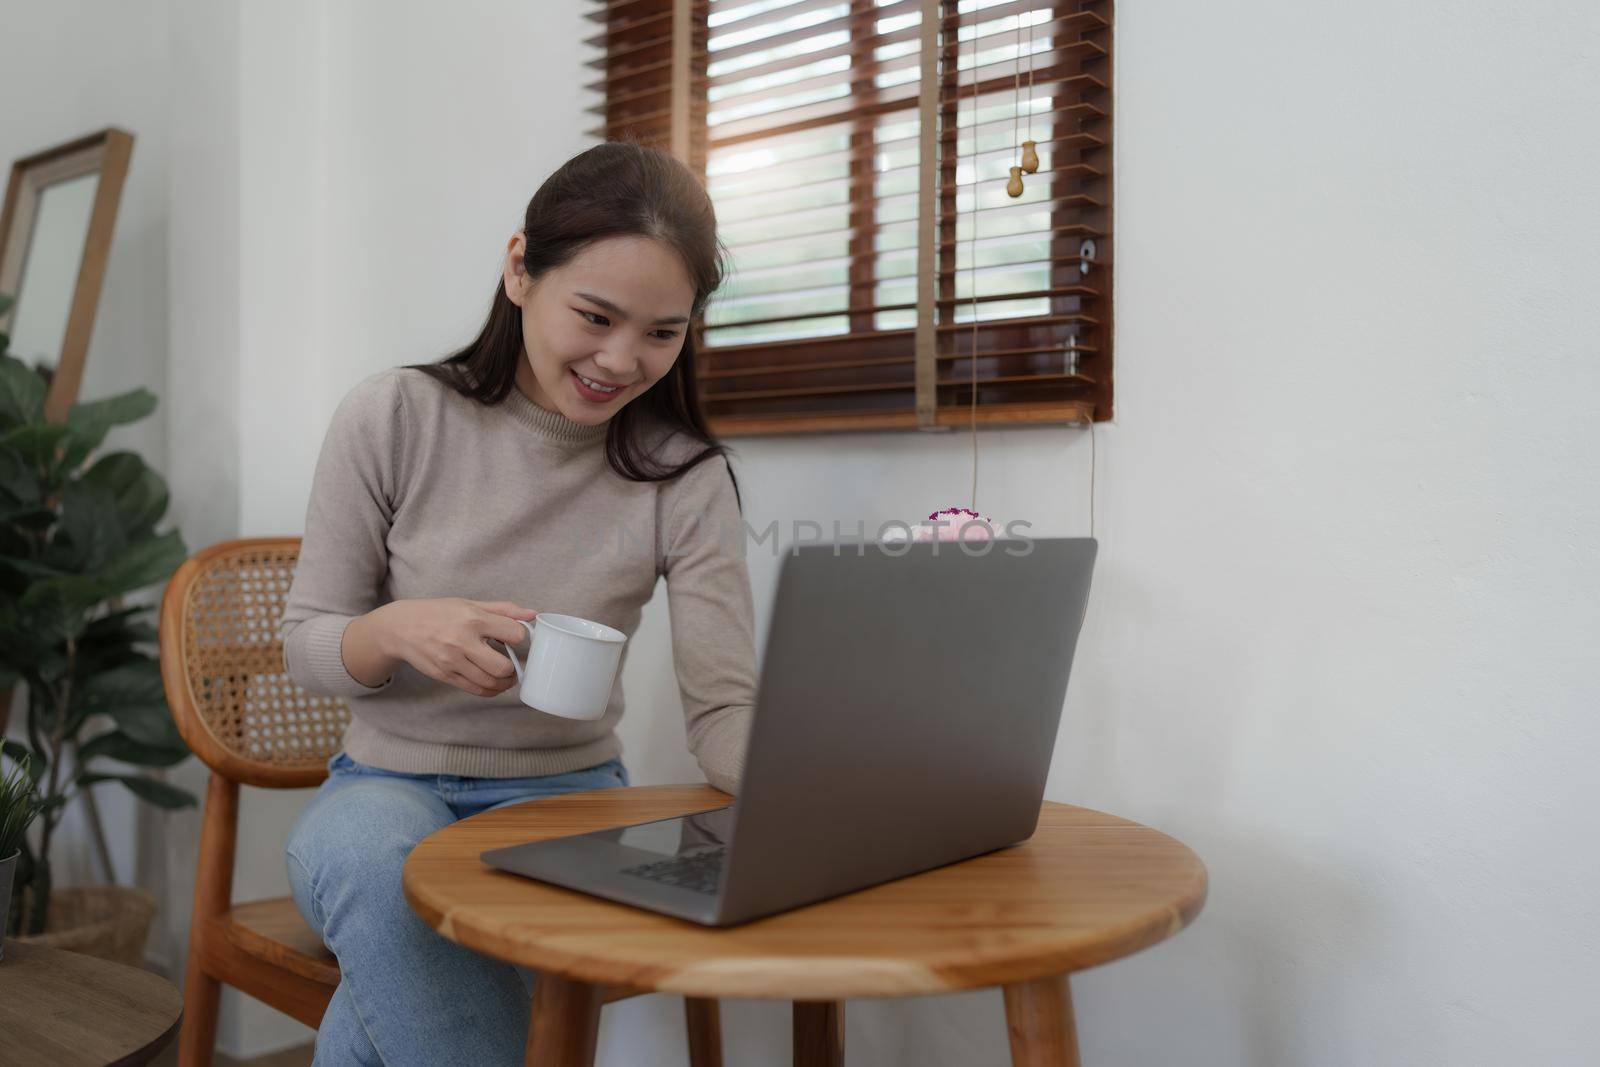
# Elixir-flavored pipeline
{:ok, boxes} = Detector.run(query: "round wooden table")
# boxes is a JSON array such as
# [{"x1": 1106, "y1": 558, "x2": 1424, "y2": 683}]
[
  {"x1": 0, "y1": 939, "x2": 183, "y2": 1066},
  {"x1": 403, "y1": 784, "x2": 1206, "y2": 1067}
]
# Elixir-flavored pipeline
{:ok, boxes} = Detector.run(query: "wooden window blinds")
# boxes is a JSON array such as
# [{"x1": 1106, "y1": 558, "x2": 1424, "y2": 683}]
[{"x1": 584, "y1": 0, "x2": 1112, "y2": 436}]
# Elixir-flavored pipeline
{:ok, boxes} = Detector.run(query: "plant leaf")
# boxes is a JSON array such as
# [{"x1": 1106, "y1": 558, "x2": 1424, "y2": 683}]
[
  {"x1": 122, "y1": 467, "x2": 168, "y2": 537},
  {"x1": 82, "y1": 606, "x2": 159, "y2": 650},
  {"x1": 73, "y1": 659, "x2": 183, "y2": 748},
  {"x1": 78, "y1": 773, "x2": 196, "y2": 809},
  {"x1": 97, "y1": 530, "x2": 187, "y2": 597},
  {"x1": 1, "y1": 740, "x2": 45, "y2": 784},
  {"x1": 73, "y1": 619, "x2": 154, "y2": 677},
  {"x1": 80, "y1": 451, "x2": 143, "y2": 494},
  {"x1": 0, "y1": 353, "x2": 45, "y2": 430},
  {"x1": 56, "y1": 480, "x2": 128, "y2": 572},
  {"x1": 0, "y1": 555, "x2": 69, "y2": 582},
  {"x1": 62, "y1": 390, "x2": 158, "y2": 470},
  {"x1": 77, "y1": 730, "x2": 189, "y2": 769},
  {"x1": 0, "y1": 603, "x2": 50, "y2": 671},
  {"x1": 80, "y1": 452, "x2": 168, "y2": 537},
  {"x1": 19, "y1": 575, "x2": 108, "y2": 643},
  {"x1": 0, "y1": 446, "x2": 37, "y2": 505},
  {"x1": 0, "y1": 424, "x2": 70, "y2": 468},
  {"x1": 0, "y1": 505, "x2": 53, "y2": 530},
  {"x1": 84, "y1": 604, "x2": 152, "y2": 632}
]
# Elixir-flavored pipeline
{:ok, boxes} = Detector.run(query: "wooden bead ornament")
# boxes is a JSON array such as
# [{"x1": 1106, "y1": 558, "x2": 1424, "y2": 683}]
[
  {"x1": 1007, "y1": 165, "x2": 1025, "y2": 198},
  {"x1": 1021, "y1": 139, "x2": 1039, "y2": 174}
]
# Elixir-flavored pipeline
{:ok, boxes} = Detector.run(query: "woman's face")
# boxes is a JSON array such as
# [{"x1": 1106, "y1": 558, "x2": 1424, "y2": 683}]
[{"x1": 503, "y1": 233, "x2": 696, "y2": 423}]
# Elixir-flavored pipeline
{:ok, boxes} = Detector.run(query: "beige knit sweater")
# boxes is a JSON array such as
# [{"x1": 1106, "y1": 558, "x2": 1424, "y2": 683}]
[{"x1": 278, "y1": 367, "x2": 756, "y2": 795}]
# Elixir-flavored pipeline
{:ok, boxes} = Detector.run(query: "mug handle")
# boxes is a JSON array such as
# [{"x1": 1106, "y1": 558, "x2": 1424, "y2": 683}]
[{"x1": 494, "y1": 619, "x2": 538, "y2": 683}]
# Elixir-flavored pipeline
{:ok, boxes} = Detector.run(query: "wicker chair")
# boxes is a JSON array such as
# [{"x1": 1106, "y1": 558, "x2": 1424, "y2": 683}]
[{"x1": 159, "y1": 538, "x2": 722, "y2": 1066}]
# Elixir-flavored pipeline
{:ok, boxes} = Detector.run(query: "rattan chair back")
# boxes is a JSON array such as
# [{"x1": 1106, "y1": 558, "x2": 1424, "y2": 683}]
[{"x1": 159, "y1": 538, "x2": 349, "y2": 789}]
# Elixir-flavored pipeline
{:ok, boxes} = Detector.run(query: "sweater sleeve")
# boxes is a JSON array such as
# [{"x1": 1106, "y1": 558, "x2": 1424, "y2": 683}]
[
  {"x1": 660, "y1": 453, "x2": 758, "y2": 796},
  {"x1": 278, "y1": 371, "x2": 404, "y2": 698}
]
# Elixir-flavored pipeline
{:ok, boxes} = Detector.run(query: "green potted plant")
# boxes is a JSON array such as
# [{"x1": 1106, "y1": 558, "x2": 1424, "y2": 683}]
[
  {"x1": 0, "y1": 291, "x2": 195, "y2": 963},
  {"x1": 0, "y1": 749, "x2": 45, "y2": 961}
]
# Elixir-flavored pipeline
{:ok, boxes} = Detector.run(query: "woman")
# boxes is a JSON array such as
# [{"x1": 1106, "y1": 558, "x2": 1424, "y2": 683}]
[{"x1": 280, "y1": 140, "x2": 757, "y2": 1065}]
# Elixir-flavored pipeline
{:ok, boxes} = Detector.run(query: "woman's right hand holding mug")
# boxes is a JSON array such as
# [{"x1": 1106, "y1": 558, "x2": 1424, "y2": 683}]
[{"x1": 341, "y1": 598, "x2": 539, "y2": 697}]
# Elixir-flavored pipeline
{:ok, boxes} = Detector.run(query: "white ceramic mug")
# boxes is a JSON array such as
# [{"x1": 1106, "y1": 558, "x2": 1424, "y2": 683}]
[{"x1": 496, "y1": 613, "x2": 626, "y2": 720}]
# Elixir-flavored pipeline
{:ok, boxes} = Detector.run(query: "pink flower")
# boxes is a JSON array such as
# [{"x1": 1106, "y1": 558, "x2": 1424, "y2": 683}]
[{"x1": 884, "y1": 507, "x2": 1001, "y2": 542}]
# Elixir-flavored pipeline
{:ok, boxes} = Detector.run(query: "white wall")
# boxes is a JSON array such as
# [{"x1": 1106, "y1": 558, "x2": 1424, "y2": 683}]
[
  {"x1": 1081, "y1": 3, "x2": 1600, "y2": 1061},
  {"x1": 9, "y1": 0, "x2": 1600, "y2": 1062}
]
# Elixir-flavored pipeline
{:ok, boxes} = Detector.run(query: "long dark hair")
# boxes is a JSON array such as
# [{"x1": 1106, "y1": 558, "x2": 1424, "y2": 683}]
[{"x1": 409, "y1": 139, "x2": 740, "y2": 510}]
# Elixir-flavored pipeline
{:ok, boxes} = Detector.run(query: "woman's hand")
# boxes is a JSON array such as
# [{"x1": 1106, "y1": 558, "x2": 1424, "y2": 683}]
[{"x1": 343, "y1": 598, "x2": 538, "y2": 697}]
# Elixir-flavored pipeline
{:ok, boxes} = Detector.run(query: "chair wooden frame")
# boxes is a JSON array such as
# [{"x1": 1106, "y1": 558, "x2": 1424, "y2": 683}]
[{"x1": 159, "y1": 537, "x2": 721, "y2": 1065}]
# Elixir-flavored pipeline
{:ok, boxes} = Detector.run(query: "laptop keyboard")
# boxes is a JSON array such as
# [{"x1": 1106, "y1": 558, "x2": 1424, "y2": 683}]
[{"x1": 620, "y1": 846, "x2": 727, "y2": 895}]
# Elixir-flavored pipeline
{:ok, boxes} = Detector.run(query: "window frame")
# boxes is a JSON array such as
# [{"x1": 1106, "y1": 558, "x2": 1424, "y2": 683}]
[{"x1": 585, "y1": 0, "x2": 1113, "y2": 436}]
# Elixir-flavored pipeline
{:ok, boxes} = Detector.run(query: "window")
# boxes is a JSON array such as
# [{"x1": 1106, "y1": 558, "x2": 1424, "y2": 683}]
[{"x1": 585, "y1": 0, "x2": 1112, "y2": 435}]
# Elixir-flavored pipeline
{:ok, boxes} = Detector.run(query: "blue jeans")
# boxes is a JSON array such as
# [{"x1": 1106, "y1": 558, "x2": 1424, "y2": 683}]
[{"x1": 285, "y1": 751, "x2": 630, "y2": 1066}]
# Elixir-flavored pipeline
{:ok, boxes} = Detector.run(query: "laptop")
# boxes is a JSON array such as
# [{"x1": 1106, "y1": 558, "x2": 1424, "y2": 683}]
[{"x1": 481, "y1": 535, "x2": 1098, "y2": 927}]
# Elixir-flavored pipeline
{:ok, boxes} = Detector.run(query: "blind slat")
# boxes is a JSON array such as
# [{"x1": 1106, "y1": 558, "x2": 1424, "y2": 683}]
[
  {"x1": 699, "y1": 344, "x2": 1100, "y2": 380},
  {"x1": 699, "y1": 313, "x2": 1097, "y2": 346},
  {"x1": 706, "y1": 0, "x2": 920, "y2": 70},
  {"x1": 708, "y1": 129, "x2": 1103, "y2": 201},
  {"x1": 705, "y1": 400, "x2": 1092, "y2": 437},
  {"x1": 705, "y1": 11, "x2": 1103, "y2": 99},
  {"x1": 702, "y1": 370, "x2": 1096, "y2": 405},
  {"x1": 707, "y1": 72, "x2": 1105, "y2": 149},
  {"x1": 706, "y1": 303, "x2": 1098, "y2": 334}
]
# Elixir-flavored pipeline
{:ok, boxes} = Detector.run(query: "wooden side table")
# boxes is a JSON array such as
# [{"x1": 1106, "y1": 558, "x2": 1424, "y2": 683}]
[
  {"x1": 0, "y1": 938, "x2": 183, "y2": 1066},
  {"x1": 402, "y1": 785, "x2": 1207, "y2": 1067}
]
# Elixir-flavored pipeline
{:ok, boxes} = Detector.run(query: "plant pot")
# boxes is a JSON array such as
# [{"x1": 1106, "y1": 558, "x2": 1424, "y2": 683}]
[
  {"x1": 0, "y1": 850, "x2": 16, "y2": 963},
  {"x1": 12, "y1": 884, "x2": 156, "y2": 968}
]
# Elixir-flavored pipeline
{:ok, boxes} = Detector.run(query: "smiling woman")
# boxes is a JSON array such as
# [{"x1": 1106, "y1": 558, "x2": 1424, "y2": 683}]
[
  {"x1": 277, "y1": 138, "x2": 761, "y2": 1064},
  {"x1": 407, "y1": 139, "x2": 740, "y2": 505},
  {"x1": 503, "y1": 234, "x2": 697, "y2": 418}
]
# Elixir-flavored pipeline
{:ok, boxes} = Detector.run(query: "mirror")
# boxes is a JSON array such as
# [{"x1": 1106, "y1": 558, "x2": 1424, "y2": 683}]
[
  {"x1": 7, "y1": 172, "x2": 100, "y2": 382},
  {"x1": 0, "y1": 128, "x2": 134, "y2": 421}
]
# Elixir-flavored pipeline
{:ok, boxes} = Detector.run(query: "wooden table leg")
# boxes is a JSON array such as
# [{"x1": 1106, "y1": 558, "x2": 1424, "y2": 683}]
[
  {"x1": 793, "y1": 1000, "x2": 844, "y2": 1067},
  {"x1": 685, "y1": 996, "x2": 723, "y2": 1067},
  {"x1": 1003, "y1": 974, "x2": 1081, "y2": 1067},
  {"x1": 526, "y1": 971, "x2": 604, "y2": 1067}
]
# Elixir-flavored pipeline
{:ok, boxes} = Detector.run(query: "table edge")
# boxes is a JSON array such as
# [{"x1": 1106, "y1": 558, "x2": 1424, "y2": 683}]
[{"x1": 401, "y1": 789, "x2": 1210, "y2": 998}]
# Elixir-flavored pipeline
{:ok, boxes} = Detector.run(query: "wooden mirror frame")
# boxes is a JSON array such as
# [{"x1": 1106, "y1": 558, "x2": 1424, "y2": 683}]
[{"x1": 0, "y1": 127, "x2": 135, "y2": 422}]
